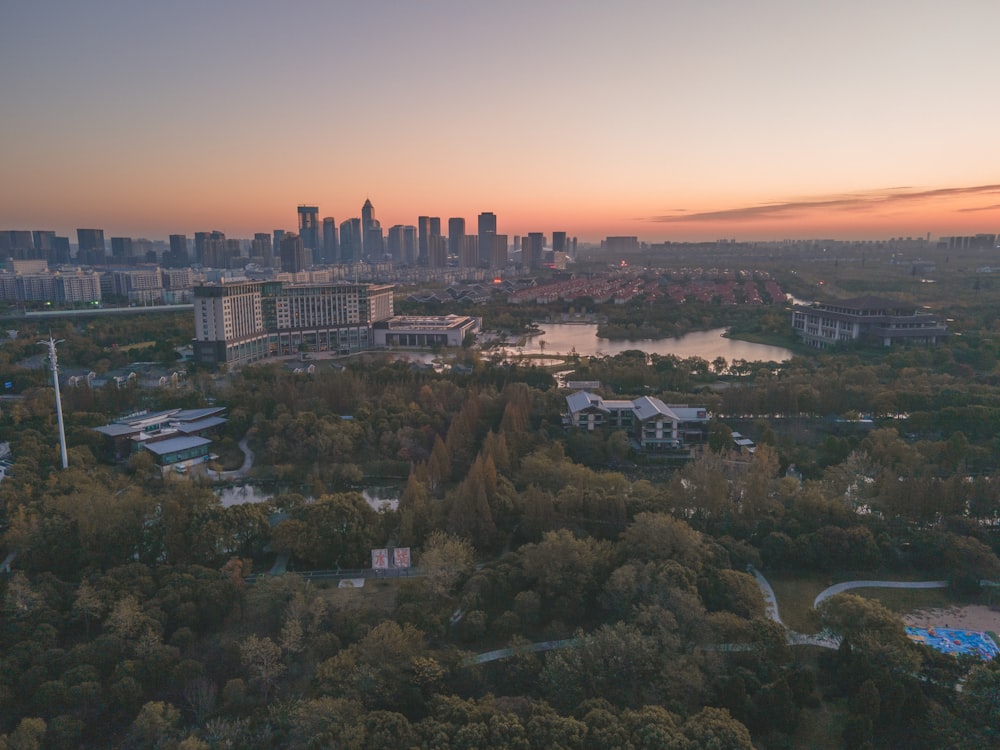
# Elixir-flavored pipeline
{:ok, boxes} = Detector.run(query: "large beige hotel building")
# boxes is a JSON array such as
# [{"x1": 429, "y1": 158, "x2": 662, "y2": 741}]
[{"x1": 193, "y1": 280, "x2": 394, "y2": 370}]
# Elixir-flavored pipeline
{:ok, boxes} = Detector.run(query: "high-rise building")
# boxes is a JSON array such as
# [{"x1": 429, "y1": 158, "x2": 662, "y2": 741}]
[
  {"x1": 297, "y1": 206, "x2": 320, "y2": 256},
  {"x1": 403, "y1": 225, "x2": 418, "y2": 265},
  {"x1": 552, "y1": 231, "x2": 567, "y2": 255},
  {"x1": 279, "y1": 232, "x2": 305, "y2": 273},
  {"x1": 461, "y1": 235, "x2": 478, "y2": 269},
  {"x1": 387, "y1": 225, "x2": 405, "y2": 262},
  {"x1": 322, "y1": 217, "x2": 338, "y2": 264},
  {"x1": 418, "y1": 216, "x2": 431, "y2": 265},
  {"x1": 251, "y1": 233, "x2": 272, "y2": 266},
  {"x1": 77, "y1": 228, "x2": 106, "y2": 265},
  {"x1": 111, "y1": 237, "x2": 134, "y2": 264},
  {"x1": 448, "y1": 218, "x2": 465, "y2": 263},
  {"x1": 365, "y1": 221, "x2": 383, "y2": 259},
  {"x1": 525, "y1": 232, "x2": 544, "y2": 270},
  {"x1": 270, "y1": 230, "x2": 284, "y2": 265},
  {"x1": 166, "y1": 234, "x2": 189, "y2": 267},
  {"x1": 477, "y1": 212, "x2": 496, "y2": 268},
  {"x1": 428, "y1": 235, "x2": 447, "y2": 269},
  {"x1": 492, "y1": 234, "x2": 508, "y2": 271},
  {"x1": 339, "y1": 218, "x2": 362, "y2": 263},
  {"x1": 361, "y1": 199, "x2": 376, "y2": 258},
  {"x1": 429, "y1": 217, "x2": 441, "y2": 239}
]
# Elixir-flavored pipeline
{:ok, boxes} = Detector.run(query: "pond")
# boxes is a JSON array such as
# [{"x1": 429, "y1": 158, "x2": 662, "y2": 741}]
[{"x1": 499, "y1": 324, "x2": 792, "y2": 362}]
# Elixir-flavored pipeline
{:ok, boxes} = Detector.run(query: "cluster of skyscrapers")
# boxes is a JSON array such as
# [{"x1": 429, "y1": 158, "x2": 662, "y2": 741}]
[
  {"x1": 282, "y1": 201, "x2": 574, "y2": 274},
  {"x1": 2, "y1": 200, "x2": 576, "y2": 276}
]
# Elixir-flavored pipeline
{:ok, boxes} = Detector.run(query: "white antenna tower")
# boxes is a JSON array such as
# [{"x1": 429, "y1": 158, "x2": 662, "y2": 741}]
[{"x1": 39, "y1": 334, "x2": 69, "y2": 469}]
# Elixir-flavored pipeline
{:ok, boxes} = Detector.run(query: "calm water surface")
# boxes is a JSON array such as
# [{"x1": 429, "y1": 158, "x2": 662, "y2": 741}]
[{"x1": 502, "y1": 324, "x2": 792, "y2": 362}]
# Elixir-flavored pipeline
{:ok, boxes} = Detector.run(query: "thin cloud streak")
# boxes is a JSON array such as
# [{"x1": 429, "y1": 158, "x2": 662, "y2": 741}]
[{"x1": 648, "y1": 184, "x2": 1000, "y2": 224}]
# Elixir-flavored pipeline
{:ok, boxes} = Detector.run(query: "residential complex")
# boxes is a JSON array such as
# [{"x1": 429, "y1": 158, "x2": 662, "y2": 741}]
[{"x1": 791, "y1": 296, "x2": 948, "y2": 348}]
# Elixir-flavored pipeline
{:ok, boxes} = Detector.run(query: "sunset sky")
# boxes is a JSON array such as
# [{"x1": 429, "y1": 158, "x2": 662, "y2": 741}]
[{"x1": 2, "y1": 0, "x2": 999, "y2": 243}]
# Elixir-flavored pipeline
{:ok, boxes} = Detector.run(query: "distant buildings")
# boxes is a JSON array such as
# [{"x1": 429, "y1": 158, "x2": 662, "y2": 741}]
[
  {"x1": 791, "y1": 296, "x2": 948, "y2": 348},
  {"x1": 478, "y1": 212, "x2": 497, "y2": 268},
  {"x1": 373, "y1": 314, "x2": 481, "y2": 348}
]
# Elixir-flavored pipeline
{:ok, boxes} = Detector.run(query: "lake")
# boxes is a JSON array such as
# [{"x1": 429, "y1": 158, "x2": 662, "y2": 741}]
[{"x1": 500, "y1": 324, "x2": 792, "y2": 362}]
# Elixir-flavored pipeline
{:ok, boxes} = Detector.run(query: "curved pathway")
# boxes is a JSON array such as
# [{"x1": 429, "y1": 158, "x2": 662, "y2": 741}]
[
  {"x1": 750, "y1": 568, "x2": 963, "y2": 651},
  {"x1": 813, "y1": 579, "x2": 949, "y2": 609},
  {"x1": 205, "y1": 433, "x2": 254, "y2": 481}
]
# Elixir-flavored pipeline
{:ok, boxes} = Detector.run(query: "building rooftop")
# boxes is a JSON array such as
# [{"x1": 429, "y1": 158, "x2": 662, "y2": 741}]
[{"x1": 140, "y1": 436, "x2": 211, "y2": 456}]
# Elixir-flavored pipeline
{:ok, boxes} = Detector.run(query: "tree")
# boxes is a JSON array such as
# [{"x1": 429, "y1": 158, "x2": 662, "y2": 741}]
[
  {"x1": 682, "y1": 707, "x2": 754, "y2": 750},
  {"x1": 419, "y1": 531, "x2": 475, "y2": 600},
  {"x1": 239, "y1": 635, "x2": 285, "y2": 702}
]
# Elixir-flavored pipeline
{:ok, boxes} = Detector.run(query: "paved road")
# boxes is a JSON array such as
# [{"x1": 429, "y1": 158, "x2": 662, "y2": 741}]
[{"x1": 748, "y1": 565, "x2": 783, "y2": 625}]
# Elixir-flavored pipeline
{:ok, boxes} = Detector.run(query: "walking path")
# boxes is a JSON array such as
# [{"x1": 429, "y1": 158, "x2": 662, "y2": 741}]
[
  {"x1": 813, "y1": 579, "x2": 949, "y2": 609},
  {"x1": 205, "y1": 433, "x2": 254, "y2": 481}
]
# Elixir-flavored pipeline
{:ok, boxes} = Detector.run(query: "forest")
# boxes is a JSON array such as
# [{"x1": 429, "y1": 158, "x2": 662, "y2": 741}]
[{"x1": 2, "y1": 296, "x2": 1000, "y2": 748}]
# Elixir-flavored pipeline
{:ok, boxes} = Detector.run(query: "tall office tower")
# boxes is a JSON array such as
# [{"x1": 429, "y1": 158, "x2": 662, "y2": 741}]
[
  {"x1": 297, "y1": 205, "x2": 320, "y2": 257},
  {"x1": 364, "y1": 220, "x2": 383, "y2": 259},
  {"x1": 77, "y1": 228, "x2": 106, "y2": 265},
  {"x1": 460, "y1": 235, "x2": 478, "y2": 269},
  {"x1": 513, "y1": 235, "x2": 521, "y2": 253},
  {"x1": 492, "y1": 234, "x2": 509, "y2": 271},
  {"x1": 322, "y1": 217, "x2": 338, "y2": 264},
  {"x1": 428, "y1": 235, "x2": 447, "y2": 269},
  {"x1": 349, "y1": 218, "x2": 363, "y2": 261},
  {"x1": 338, "y1": 220, "x2": 352, "y2": 263},
  {"x1": 111, "y1": 237, "x2": 134, "y2": 264},
  {"x1": 50, "y1": 236, "x2": 71, "y2": 265},
  {"x1": 403, "y1": 225, "x2": 418, "y2": 265},
  {"x1": 525, "y1": 232, "x2": 544, "y2": 270},
  {"x1": 478, "y1": 212, "x2": 497, "y2": 268},
  {"x1": 10, "y1": 229, "x2": 35, "y2": 253},
  {"x1": 552, "y1": 231, "x2": 567, "y2": 255},
  {"x1": 361, "y1": 199, "x2": 375, "y2": 257},
  {"x1": 417, "y1": 216, "x2": 431, "y2": 265},
  {"x1": 429, "y1": 217, "x2": 441, "y2": 239},
  {"x1": 387, "y1": 225, "x2": 405, "y2": 261},
  {"x1": 166, "y1": 234, "x2": 189, "y2": 267},
  {"x1": 448, "y1": 217, "x2": 465, "y2": 262},
  {"x1": 361, "y1": 199, "x2": 375, "y2": 230},
  {"x1": 251, "y1": 233, "x2": 272, "y2": 266},
  {"x1": 272, "y1": 230, "x2": 285, "y2": 263},
  {"x1": 572, "y1": 237, "x2": 577, "y2": 256},
  {"x1": 32, "y1": 231, "x2": 55, "y2": 252},
  {"x1": 279, "y1": 232, "x2": 305, "y2": 273}
]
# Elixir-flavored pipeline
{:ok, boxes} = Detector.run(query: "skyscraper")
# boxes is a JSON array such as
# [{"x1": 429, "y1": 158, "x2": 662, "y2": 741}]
[
  {"x1": 340, "y1": 218, "x2": 362, "y2": 263},
  {"x1": 478, "y1": 212, "x2": 496, "y2": 268},
  {"x1": 279, "y1": 232, "x2": 305, "y2": 273},
  {"x1": 111, "y1": 237, "x2": 134, "y2": 264},
  {"x1": 251, "y1": 233, "x2": 272, "y2": 266},
  {"x1": 297, "y1": 206, "x2": 320, "y2": 256},
  {"x1": 268, "y1": 229, "x2": 285, "y2": 268},
  {"x1": 418, "y1": 216, "x2": 431, "y2": 265},
  {"x1": 448, "y1": 217, "x2": 465, "y2": 263},
  {"x1": 166, "y1": 234, "x2": 189, "y2": 267},
  {"x1": 77, "y1": 228, "x2": 106, "y2": 265},
  {"x1": 402, "y1": 225, "x2": 417, "y2": 265},
  {"x1": 492, "y1": 234, "x2": 508, "y2": 271},
  {"x1": 361, "y1": 199, "x2": 375, "y2": 257},
  {"x1": 552, "y1": 231, "x2": 567, "y2": 255},
  {"x1": 525, "y1": 232, "x2": 544, "y2": 270},
  {"x1": 322, "y1": 217, "x2": 338, "y2": 264}
]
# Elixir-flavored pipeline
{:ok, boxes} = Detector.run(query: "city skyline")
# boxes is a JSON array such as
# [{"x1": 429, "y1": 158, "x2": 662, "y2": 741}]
[{"x1": 2, "y1": 1, "x2": 999, "y2": 242}]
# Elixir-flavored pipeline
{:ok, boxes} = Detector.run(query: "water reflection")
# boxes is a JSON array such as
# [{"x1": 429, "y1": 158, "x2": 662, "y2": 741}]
[{"x1": 499, "y1": 324, "x2": 792, "y2": 362}]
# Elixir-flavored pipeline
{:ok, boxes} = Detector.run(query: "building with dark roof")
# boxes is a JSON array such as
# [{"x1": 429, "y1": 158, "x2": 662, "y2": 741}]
[
  {"x1": 564, "y1": 391, "x2": 709, "y2": 451},
  {"x1": 791, "y1": 296, "x2": 947, "y2": 349}
]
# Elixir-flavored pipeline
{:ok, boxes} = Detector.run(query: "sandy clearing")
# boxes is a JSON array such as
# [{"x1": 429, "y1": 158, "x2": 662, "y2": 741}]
[{"x1": 903, "y1": 605, "x2": 1000, "y2": 633}]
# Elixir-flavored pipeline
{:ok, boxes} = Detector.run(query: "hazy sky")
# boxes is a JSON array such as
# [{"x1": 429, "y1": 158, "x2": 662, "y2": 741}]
[{"x1": 2, "y1": 0, "x2": 999, "y2": 242}]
